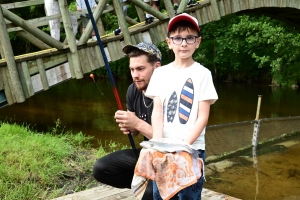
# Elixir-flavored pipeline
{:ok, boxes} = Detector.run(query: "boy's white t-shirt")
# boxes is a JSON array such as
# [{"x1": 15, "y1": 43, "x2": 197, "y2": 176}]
[{"x1": 145, "y1": 62, "x2": 218, "y2": 150}]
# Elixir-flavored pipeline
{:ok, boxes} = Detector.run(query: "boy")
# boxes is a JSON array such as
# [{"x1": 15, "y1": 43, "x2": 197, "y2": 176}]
[{"x1": 145, "y1": 13, "x2": 218, "y2": 199}]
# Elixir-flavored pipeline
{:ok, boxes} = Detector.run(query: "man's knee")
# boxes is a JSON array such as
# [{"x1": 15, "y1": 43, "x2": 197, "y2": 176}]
[{"x1": 92, "y1": 159, "x2": 107, "y2": 182}]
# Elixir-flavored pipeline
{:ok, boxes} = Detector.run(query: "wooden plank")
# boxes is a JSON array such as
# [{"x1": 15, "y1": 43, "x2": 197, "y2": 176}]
[
  {"x1": 1, "y1": 0, "x2": 44, "y2": 10},
  {"x1": 207, "y1": 4, "x2": 214, "y2": 22},
  {"x1": 291, "y1": 0, "x2": 300, "y2": 8},
  {"x1": 41, "y1": 64, "x2": 71, "y2": 87},
  {"x1": 86, "y1": 47, "x2": 97, "y2": 71},
  {"x1": 95, "y1": 46, "x2": 105, "y2": 67},
  {"x1": 232, "y1": 0, "x2": 240, "y2": 12},
  {"x1": 116, "y1": 40, "x2": 124, "y2": 59},
  {"x1": 21, "y1": 61, "x2": 34, "y2": 97},
  {"x1": 107, "y1": 41, "x2": 118, "y2": 62},
  {"x1": 223, "y1": 0, "x2": 232, "y2": 14},
  {"x1": 0, "y1": 8, "x2": 25, "y2": 103},
  {"x1": 90, "y1": 46, "x2": 101, "y2": 69},
  {"x1": 27, "y1": 54, "x2": 68, "y2": 75},
  {"x1": 156, "y1": 24, "x2": 166, "y2": 42},
  {"x1": 217, "y1": 0, "x2": 226, "y2": 17},
  {"x1": 78, "y1": 49, "x2": 90, "y2": 74},
  {"x1": 239, "y1": 0, "x2": 248, "y2": 10},
  {"x1": 104, "y1": 47, "x2": 111, "y2": 62},
  {"x1": 249, "y1": 0, "x2": 256, "y2": 8},
  {"x1": 2, "y1": 7, "x2": 64, "y2": 50},
  {"x1": 67, "y1": 53, "x2": 76, "y2": 78},
  {"x1": 17, "y1": 63, "x2": 29, "y2": 98},
  {"x1": 36, "y1": 58, "x2": 49, "y2": 90},
  {"x1": 142, "y1": 31, "x2": 152, "y2": 43},
  {"x1": 0, "y1": 67, "x2": 16, "y2": 104},
  {"x1": 149, "y1": 27, "x2": 159, "y2": 44},
  {"x1": 200, "y1": 6, "x2": 209, "y2": 25},
  {"x1": 130, "y1": 35, "x2": 137, "y2": 45},
  {"x1": 279, "y1": 0, "x2": 287, "y2": 7},
  {"x1": 120, "y1": 41, "x2": 126, "y2": 53},
  {"x1": 210, "y1": 0, "x2": 221, "y2": 20},
  {"x1": 195, "y1": 10, "x2": 203, "y2": 25}
]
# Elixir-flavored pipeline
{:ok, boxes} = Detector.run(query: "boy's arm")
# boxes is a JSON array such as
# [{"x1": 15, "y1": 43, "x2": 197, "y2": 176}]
[
  {"x1": 184, "y1": 100, "x2": 211, "y2": 145},
  {"x1": 115, "y1": 110, "x2": 153, "y2": 140},
  {"x1": 151, "y1": 96, "x2": 163, "y2": 139}
]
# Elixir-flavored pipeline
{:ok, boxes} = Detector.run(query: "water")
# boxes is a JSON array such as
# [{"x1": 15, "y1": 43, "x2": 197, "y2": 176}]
[
  {"x1": 205, "y1": 135, "x2": 300, "y2": 199},
  {"x1": 0, "y1": 76, "x2": 300, "y2": 148}
]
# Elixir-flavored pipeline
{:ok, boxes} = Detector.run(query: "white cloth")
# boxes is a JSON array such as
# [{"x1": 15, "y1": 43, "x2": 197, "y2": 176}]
[
  {"x1": 44, "y1": 0, "x2": 78, "y2": 41},
  {"x1": 145, "y1": 62, "x2": 218, "y2": 150}
]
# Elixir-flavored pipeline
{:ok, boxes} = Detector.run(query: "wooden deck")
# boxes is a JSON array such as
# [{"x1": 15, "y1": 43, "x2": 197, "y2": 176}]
[{"x1": 52, "y1": 185, "x2": 241, "y2": 200}]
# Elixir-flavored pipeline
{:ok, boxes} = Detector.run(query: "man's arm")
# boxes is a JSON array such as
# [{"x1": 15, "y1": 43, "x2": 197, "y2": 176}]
[{"x1": 115, "y1": 110, "x2": 153, "y2": 140}]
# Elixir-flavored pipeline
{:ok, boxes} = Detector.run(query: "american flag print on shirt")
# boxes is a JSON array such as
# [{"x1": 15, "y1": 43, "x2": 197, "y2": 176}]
[{"x1": 179, "y1": 78, "x2": 194, "y2": 124}]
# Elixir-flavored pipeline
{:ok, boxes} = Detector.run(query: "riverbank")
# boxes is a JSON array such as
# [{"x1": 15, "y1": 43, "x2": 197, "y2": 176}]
[{"x1": 0, "y1": 120, "x2": 122, "y2": 200}]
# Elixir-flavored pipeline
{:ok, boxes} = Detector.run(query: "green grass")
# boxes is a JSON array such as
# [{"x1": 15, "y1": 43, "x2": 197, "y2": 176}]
[{"x1": 0, "y1": 120, "x2": 125, "y2": 200}]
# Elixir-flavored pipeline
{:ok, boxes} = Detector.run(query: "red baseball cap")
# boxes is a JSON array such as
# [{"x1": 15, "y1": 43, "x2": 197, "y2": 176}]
[{"x1": 168, "y1": 13, "x2": 200, "y2": 32}]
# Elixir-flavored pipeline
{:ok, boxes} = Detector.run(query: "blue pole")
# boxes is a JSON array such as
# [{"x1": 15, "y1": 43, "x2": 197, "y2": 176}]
[{"x1": 83, "y1": 0, "x2": 137, "y2": 156}]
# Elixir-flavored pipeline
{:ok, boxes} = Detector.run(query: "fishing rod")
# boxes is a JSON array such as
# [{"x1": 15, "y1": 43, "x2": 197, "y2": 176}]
[{"x1": 83, "y1": 0, "x2": 137, "y2": 156}]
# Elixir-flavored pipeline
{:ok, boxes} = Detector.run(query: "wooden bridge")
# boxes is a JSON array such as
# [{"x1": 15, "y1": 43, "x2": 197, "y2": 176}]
[{"x1": 1, "y1": 0, "x2": 300, "y2": 107}]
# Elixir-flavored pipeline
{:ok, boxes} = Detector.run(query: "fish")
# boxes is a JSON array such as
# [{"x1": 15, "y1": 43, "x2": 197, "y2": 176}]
[{"x1": 140, "y1": 138, "x2": 199, "y2": 157}]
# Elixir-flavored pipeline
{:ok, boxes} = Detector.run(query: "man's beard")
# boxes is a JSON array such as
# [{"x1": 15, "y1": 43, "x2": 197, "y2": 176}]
[{"x1": 134, "y1": 81, "x2": 148, "y2": 91}]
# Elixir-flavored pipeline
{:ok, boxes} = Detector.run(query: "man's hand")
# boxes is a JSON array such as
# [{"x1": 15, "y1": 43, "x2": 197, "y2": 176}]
[{"x1": 114, "y1": 110, "x2": 139, "y2": 136}]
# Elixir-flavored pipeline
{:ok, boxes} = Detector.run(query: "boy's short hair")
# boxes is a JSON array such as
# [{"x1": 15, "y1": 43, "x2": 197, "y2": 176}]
[
  {"x1": 167, "y1": 13, "x2": 201, "y2": 37},
  {"x1": 122, "y1": 42, "x2": 162, "y2": 65}
]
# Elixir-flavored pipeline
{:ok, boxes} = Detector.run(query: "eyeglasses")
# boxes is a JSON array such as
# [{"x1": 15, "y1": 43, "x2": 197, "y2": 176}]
[{"x1": 169, "y1": 36, "x2": 199, "y2": 44}]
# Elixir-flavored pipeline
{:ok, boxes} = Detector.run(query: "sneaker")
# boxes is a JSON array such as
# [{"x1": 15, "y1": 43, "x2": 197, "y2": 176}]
[
  {"x1": 145, "y1": 17, "x2": 155, "y2": 25},
  {"x1": 173, "y1": 4, "x2": 178, "y2": 14},
  {"x1": 113, "y1": 28, "x2": 122, "y2": 36},
  {"x1": 187, "y1": 0, "x2": 198, "y2": 7},
  {"x1": 92, "y1": 36, "x2": 97, "y2": 41}
]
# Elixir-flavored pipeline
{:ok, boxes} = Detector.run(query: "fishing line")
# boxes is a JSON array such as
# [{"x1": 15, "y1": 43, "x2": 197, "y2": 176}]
[
  {"x1": 89, "y1": 74, "x2": 116, "y2": 111},
  {"x1": 83, "y1": 0, "x2": 138, "y2": 157}
]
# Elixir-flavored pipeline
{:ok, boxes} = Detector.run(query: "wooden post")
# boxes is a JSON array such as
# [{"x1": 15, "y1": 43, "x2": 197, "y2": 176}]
[
  {"x1": 112, "y1": 0, "x2": 131, "y2": 45},
  {"x1": 135, "y1": 6, "x2": 145, "y2": 22},
  {"x1": 0, "y1": 41, "x2": 4, "y2": 58},
  {"x1": 36, "y1": 58, "x2": 49, "y2": 90},
  {"x1": 96, "y1": 18, "x2": 106, "y2": 36},
  {"x1": 1, "y1": 6, "x2": 65, "y2": 50},
  {"x1": 78, "y1": 0, "x2": 109, "y2": 45},
  {"x1": 0, "y1": 7, "x2": 25, "y2": 103},
  {"x1": 15, "y1": 31, "x2": 51, "y2": 50},
  {"x1": 127, "y1": 0, "x2": 168, "y2": 20},
  {"x1": 58, "y1": 0, "x2": 83, "y2": 79},
  {"x1": 126, "y1": 16, "x2": 139, "y2": 25},
  {"x1": 177, "y1": 0, "x2": 188, "y2": 14},
  {"x1": 210, "y1": 0, "x2": 221, "y2": 20},
  {"x1": 164, "y1": 0, "x2": 175, "y2": 18}
]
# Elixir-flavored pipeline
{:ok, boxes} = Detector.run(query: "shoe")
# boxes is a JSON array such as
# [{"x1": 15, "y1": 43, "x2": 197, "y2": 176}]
[
  {"x1": 187, "y1": 0, "x2": 198, "y2": 7},
  {"x1": 92, "y1": 36, "x2": 97, "y2": 41},
  {"x1": 173, "y1": 4, "x2": 178, "y2": 14},
  {"x1": 145, "y1": 17, "x2": 155, "y2": 25},
  {"x1": 113, "y1": 28, "x2": 122, "y2": 36}
]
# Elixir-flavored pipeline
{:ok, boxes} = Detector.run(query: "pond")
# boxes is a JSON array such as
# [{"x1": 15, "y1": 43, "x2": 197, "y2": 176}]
[
  {"x1": 0, "y1": 76, "x2": 300, "y2": 148},
  {"x1": 205, "y1": 134, "x2": 300, "y2": 199}
]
